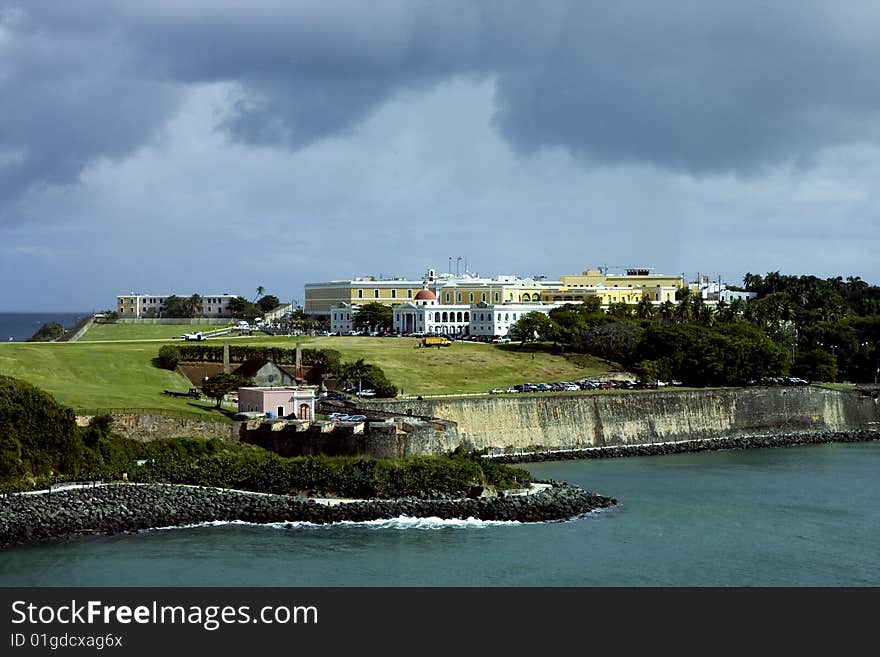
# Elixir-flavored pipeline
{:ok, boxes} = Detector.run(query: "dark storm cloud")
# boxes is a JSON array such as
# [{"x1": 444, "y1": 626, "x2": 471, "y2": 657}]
[
  {"x1": 3, "y1": 0, "x2": 880, "y2": 210},
  {"x1": 490, "y1": 2, "x2": 880, "y2": 173}
]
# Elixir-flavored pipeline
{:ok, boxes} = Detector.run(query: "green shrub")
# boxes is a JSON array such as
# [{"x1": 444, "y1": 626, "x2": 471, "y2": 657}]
[{"x1": 154, "y1": 345, "x2": 181, "y2": 370}]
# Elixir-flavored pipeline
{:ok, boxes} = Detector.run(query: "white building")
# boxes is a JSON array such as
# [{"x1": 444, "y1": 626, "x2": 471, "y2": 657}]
[
  {"x1": 688, "y1": 279, "x2": 756, "y2": 303},
  {"x1": 117, "y1": 294, "x2": 237, "y2": 318},
  {"x1": 392, "y1": 288, "x2": 471, "y2": 335},
  {"x1": 388, "y1": 289, "x2": 560, "y2": 338},
  {"x1": 467, "y1": 302, "x2": 559, "y2": 338},
  {"x1": 330, "y1": 304, "x2": 357, "y2": 334}
]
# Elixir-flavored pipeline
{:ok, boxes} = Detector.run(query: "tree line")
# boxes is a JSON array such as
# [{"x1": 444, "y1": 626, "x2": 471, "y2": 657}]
[{"x1": 507, "y1": 271, "x2": 880, "y2": 385}]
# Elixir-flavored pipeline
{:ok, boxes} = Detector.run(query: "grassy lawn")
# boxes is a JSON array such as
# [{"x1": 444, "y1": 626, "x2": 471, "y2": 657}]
[
  {"x1": 0, "y1": 342, "x2": 228, "y2": 419},
  {"x1": 0, "y1": 334, "x2": 619, "y2": 410},
  {"x1": 80, "y1": 323, "x2": 235, "y2": 342},
  {"x1": 228, "y1": 336, "x2": 616, "y2": 395}
]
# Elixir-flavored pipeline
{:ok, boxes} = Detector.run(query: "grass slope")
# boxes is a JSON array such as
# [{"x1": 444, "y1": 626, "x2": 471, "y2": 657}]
[
  {"x1": 0, "y1": 329, "x2": 616, "y2": 412},
  {"x1": 231, "y1": 335, "x2": 614, "y2": 395},
  {"x1": 80, "y1": 323, "x2": 234, "y2": 342},
  {"x1": 0, "y1": 342, "x2": 222, "y2": 418}
]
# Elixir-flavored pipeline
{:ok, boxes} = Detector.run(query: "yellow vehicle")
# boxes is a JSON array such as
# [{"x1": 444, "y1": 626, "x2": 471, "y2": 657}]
[{"x1": 422, "y1": 336, "x2": 452, "y2": 347}]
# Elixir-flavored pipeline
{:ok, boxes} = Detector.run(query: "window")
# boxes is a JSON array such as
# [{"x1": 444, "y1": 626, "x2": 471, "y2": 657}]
[
  {"x1": 494, "y1": 292, "x2": 499, "y2": 302},
  {"x1": 456, "y1": 312, "x2": 462, "y2": 322},
  {"x1": 457, "y1": 292, "x2": 462, "y2": 302},
  {"x1": 392, "y1": 289, "x2": 397, "y2": 299},
  {"x1": 446, "y1": 292, "x2": 451, "y2": 303},
  {"x1": 374, "y1": 289, "x2": 379, "y2": 298},
  {"x1": 464, "y1": 312, "x2": 469, "y2": 321},
  {"x1": 407, "y1": 289, "x2": 412, "y2": 298},
  {"x1": 358, "y1": 289, "x2": 363, "y2": 298},
  {"x1": 481, "y1": 292, "x2": 486, "y2": 302},
  {"x1": 442, "y1": 312, "x2": 448, "y2": 322},
  {"x1": 505, "y1": 313, "x2": 509, "y2": 321},
  {"x1": 435, "y1": 312, "x2": 441, "y2": 322},
  {"x1": 469, "y1": 292, "x2": 474, "y2": 303}
]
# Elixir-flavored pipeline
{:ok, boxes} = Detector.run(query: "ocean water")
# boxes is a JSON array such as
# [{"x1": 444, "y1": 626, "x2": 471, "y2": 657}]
[
  {"x1": 0, "y1": 312, "x2": 90, "y2": 343},
  {"x1": 1, "y1": 442, "x2": 878, "y2": 586}
]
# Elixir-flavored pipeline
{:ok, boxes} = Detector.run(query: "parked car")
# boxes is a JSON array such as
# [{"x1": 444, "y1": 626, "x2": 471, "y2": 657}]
[
  {"x1": 357, "y1": 389, "x2": 376, "y2": 397},
  {"x1": 489, "y1": 388, "x2": 505, "y2": 394}
]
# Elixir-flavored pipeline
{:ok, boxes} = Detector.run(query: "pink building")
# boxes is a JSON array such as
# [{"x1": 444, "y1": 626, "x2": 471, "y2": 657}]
[{"x1": 237, "y1": 386, "x2": 317, "y2": 420}]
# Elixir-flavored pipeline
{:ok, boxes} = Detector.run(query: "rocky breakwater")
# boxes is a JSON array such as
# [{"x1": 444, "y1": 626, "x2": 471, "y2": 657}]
[
  {"x1": 0, "y1": 483, "x2": 617, "y2": 548},
  {"x1": 487, "y1": 429, "x2": 880, "y2": 463}
]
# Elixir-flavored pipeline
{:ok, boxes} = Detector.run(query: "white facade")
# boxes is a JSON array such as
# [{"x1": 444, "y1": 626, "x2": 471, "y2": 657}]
[
  {"x1": 688, "y1": 281, "x2": 756, "y2": 303},
  {"x1": 468, "y1": 303, "x2": 559, "y2": 338},
  {"x1": 718, "y1": 289, "x2": 757, "y2": 303},
  {"x1": 330, "y1": 304, "x2": 356, "y2": 334},
  {"x1": 117, "y1": 294, "x2": 237, "y2": 318},
  {"x1": 390, "y1": 300, "x2": 560, "y2": 338},
  {"x1": 393, "y1": 302, "x2": 471, "y2": 335}
]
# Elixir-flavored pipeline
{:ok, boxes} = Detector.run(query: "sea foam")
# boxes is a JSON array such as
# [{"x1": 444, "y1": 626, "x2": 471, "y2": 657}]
[{"x1": 150, "y1": 515, "x2": 522, "y2": 533}]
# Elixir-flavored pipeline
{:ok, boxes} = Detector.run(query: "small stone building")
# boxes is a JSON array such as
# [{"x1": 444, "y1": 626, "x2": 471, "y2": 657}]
[
  {"x1": 233, "y1": 357, "x2": 298, "y2": 387},
  {"x1": 237, "y1": 386, "x2": 317, "y2": 420}
]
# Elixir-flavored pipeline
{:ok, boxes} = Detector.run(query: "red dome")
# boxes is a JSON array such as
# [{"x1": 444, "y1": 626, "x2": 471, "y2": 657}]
[{"x1": 414, "y1": 289, "x2": 436, "y2": 301}]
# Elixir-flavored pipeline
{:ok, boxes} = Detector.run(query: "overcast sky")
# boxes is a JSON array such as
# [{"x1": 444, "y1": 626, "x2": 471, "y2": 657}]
[{"x1": 2, "y1": 1, "x2": 880, "y2": 311}]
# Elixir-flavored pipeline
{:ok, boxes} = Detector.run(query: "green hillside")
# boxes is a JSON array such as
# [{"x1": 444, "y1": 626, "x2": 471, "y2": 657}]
[{"x1": 0, "y1": 330, "x2": 616, "y2": 413}]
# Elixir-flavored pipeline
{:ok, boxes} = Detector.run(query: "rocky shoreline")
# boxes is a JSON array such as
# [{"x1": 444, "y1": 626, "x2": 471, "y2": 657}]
[
  {"x1": 0, "y1": 481, "x2": 616, "y2": 549},
  {"x1": 486, "y1": 429, "x2": 880, "y2": 463}
]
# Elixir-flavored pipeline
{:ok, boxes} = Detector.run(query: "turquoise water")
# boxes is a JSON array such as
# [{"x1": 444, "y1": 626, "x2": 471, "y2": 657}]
[{"x1": 1, "y1": 442, "x2": 878, "y2": 586}]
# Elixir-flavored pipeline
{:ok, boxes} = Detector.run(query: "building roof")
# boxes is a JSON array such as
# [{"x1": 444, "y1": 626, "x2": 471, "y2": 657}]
[
  {"x1": 414, "y1": 289, "x2": 437, "y2": 301},
  {"x1": 233, "y1": 357, "x2": 276, "y2": 378}
]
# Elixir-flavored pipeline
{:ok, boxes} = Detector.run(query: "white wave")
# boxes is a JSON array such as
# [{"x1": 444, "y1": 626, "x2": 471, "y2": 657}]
[{"x1": 147, "y1": 515, "x2": 521, "y2": 533}]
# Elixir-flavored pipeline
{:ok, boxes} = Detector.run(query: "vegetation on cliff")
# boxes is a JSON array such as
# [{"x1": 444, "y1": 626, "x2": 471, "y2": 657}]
[
  {"x1": 27, "y1": 321, "x2": 66, "y2": 342},
  {"x1": 0, "y1": 376, "x2": 87, "y2": 480},
  {"x1": 0, "y1": 376, "x2": 530, "y2": 496}
]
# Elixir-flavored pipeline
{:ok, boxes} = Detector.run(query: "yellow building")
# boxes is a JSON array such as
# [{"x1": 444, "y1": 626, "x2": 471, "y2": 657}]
[
  {"x1": 305, "y1": 271, "x2": 559, "y2": 317},
  {"x1": 305, "y1": 267, "x2": 686, "y2": 317},
  {"x1": 540, "y1": 269, "x2": 684, "y2": 306},
  {"x1": 304, "y1": 277, "x2": 443, "y2": 317}
]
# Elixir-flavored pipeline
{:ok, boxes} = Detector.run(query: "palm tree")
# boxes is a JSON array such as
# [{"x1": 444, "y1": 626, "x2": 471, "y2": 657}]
[
  {"x1": 253, "y1": 286, "x2": 265, "y2": 303},
  {"x1": 635, "y1": 296, "x2": 654, "y2": 321},
  {"x1": 674, "y1": 297, "x2": 693, "y2": 323},
  {"x1": 188, "y1": 293, "x2": 203, "y2": 317},
  {"x1": 341, "y1": 359, "x2": 370, "y2": 394}
]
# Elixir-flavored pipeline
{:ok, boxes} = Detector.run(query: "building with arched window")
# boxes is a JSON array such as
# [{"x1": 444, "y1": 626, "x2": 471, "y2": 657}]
[
  {"x1": 237, "y1": 386, "x2": 317, "y2": 420},
  {"x1": 392, "y1": 287, "x2": 471, "y2": 335}
]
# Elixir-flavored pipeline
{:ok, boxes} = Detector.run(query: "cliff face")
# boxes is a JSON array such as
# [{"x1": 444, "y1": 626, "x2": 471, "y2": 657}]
[{"x1": 351, "y1": 388, "x2": 880, "y2": 454}]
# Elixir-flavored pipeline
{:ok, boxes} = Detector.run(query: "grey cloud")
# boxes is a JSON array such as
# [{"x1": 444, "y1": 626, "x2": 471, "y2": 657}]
[
  {"x1": 3, "y1": 0, "x2": 880, "y2": 212},
  {"x1": 491, "y1": 2, "x2": 880, "y2": 173}
]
